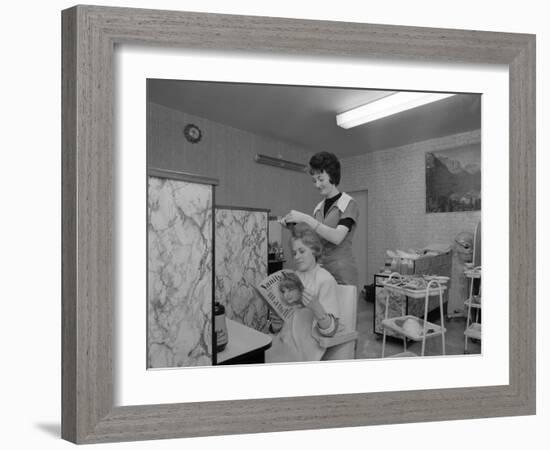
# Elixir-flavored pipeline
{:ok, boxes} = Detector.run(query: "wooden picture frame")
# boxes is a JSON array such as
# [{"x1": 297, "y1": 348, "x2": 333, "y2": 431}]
[{"x1": 61, "y1": 5, "x2": 536, "y2": 444}]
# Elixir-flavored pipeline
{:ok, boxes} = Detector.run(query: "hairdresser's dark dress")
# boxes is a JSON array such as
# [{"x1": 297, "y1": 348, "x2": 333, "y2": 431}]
[{"x1": 312, "y1": 192, "x2": 359, "y2": 286}]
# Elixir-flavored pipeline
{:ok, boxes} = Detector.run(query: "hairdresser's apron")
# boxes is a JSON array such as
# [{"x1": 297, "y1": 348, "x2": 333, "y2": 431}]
[{"x1": 313, "y1": 192, "x2": 358, "y2": 286}]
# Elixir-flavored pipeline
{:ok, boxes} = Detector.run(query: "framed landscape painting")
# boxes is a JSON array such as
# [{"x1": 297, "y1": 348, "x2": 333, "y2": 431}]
[{"x1": 426, "y1": 144, "x2": 482, "y2": 213}]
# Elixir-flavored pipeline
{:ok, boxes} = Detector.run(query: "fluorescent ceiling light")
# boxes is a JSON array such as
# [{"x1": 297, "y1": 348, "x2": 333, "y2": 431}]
[{"x1": 336, "y1": 92, "x2": 456, "y2": 129}]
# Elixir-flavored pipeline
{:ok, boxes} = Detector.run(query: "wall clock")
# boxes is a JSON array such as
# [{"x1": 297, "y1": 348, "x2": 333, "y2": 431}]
[{"x1": 183, "y1": 123, "x2": 202, "y2": 143}]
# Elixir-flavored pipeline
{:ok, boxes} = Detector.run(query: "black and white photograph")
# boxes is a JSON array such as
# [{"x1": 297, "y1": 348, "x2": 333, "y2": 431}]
[{"x1": 146, "y1": 80, "x2": 483, "y2": 368}]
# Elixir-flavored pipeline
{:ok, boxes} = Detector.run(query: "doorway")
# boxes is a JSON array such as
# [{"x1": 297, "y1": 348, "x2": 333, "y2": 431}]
[{"x1": 348, "y1": 189, "x2": 368, "y2": 291}]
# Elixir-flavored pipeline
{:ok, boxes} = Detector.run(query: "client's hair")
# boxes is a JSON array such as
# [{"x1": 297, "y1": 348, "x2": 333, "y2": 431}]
[{"x1": 290, "y1": 223, "x2": 323, "y2": 261}]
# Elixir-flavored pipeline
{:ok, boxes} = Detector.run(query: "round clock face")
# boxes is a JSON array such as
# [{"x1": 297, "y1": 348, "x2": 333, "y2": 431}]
[{"x1": 184, "y1": 124, "x2": 202, "y2": 143}]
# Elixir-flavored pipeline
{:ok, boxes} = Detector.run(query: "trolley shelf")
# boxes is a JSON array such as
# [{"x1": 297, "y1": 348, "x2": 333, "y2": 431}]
[
  {"x1": 382, "y1": 315, "x2": 446, "y2": 341},
  {"x1": 388, "y1": 351, "x2": 418, "y2": 358},
  {"x1": 464, "y1": 323, "x2": 481, "y2": 340},
  {"x1": 464, "y1": 268, "x2": 481, "y2": 279},
  {"x1": 381, "y1": 283, "x2": 447, "y2": 299},
  {"x1": 464, "y1": 296, "x2": 482, "y2": 309}
]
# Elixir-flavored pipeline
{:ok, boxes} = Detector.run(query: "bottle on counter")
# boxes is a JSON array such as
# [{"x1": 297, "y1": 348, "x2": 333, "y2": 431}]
[
  {"x1": 214, "y1": 302, "x2": 228, "y2": 352},
  {"x1": 390, "y1": 257, "x2": 401, "y2": 274},
  {"x1": 402, "y1": 258, "x2": 414, "y2": 275}
]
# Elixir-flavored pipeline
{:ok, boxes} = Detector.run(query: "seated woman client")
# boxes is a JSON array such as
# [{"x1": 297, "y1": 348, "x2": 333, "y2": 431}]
[{"x1": 265, "y1": 224, "x2": 341, "y2": 363}]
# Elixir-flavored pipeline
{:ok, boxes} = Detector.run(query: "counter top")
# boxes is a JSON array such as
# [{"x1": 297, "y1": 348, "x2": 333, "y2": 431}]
[{"x1": 217, "y1": 318, "x2": 272, "y2": 365}]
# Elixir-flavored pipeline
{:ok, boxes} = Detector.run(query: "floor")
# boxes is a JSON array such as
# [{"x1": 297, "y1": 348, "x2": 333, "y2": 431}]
[{"x1": 355, "y1": 295, "x2": 481, "y2": 359}]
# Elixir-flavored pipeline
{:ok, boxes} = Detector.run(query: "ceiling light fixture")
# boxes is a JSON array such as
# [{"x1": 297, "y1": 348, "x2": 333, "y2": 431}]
[
  {"x1": 254, "y1": 154, "x2": 307, "y2": 173},
  {"x1": 336, "y1": 92, "x2": 456, "y2": 129}
]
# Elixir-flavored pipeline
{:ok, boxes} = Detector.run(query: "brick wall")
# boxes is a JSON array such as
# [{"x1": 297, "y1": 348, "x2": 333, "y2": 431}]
[{"x1": 340, "y1": 130, "x2": 481, "y2": 281}]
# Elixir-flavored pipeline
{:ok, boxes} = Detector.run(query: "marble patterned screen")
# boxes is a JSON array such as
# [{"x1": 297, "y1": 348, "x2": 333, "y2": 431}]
[
  {"x1": 147, "y1": 176, "x2": 214, "y2": 368},
  {"x1": 215, "y1": 208, "x2": 269, "y2": 332}
]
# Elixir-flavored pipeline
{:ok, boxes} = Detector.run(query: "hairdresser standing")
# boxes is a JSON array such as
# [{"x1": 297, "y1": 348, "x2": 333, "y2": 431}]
[{"x1": 282, "y1": 152, "x2": 359, "y2": 286}]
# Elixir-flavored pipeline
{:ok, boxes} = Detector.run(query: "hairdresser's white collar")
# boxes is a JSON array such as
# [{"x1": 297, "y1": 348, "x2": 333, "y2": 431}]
[{"x1": 313, "y1": 192, "x2": 352, "y2": 215}]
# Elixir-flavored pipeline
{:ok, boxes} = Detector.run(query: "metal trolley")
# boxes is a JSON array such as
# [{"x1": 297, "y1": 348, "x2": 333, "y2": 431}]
[
  {"x1": 463, "y1": 267, "x2": 481, "y2": 353},
  {"x1": 381, "y1": 272, "x2": 447, "y2": 357}
]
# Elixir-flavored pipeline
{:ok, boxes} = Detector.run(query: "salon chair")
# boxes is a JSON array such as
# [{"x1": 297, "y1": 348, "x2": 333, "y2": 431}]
[{"x1": 320, "y1": 285, "x2": 358, "y2": 361}]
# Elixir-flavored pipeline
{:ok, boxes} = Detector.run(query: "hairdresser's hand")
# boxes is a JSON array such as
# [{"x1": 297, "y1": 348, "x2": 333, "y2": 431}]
[{"x1": 283, "y1": 210, "x2": 311, "y2": 226}]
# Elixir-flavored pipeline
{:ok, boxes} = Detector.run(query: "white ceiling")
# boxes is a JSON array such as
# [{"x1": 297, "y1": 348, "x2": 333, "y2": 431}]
[{"x1": 148, "y1": 79, "x2": 481, "y2": 158}]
